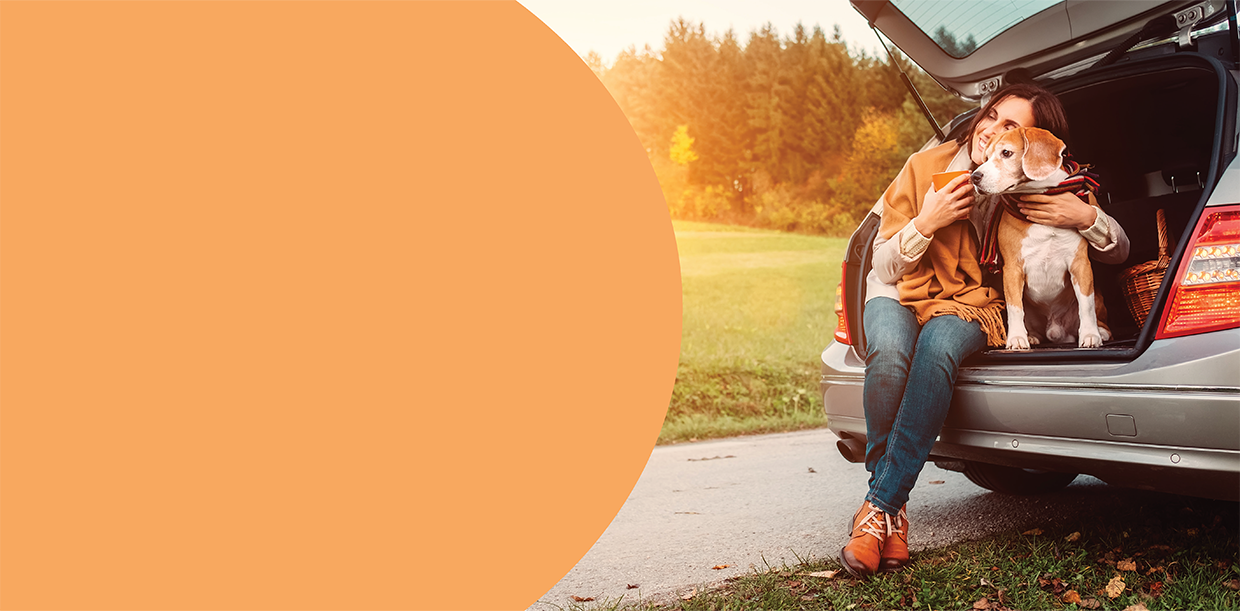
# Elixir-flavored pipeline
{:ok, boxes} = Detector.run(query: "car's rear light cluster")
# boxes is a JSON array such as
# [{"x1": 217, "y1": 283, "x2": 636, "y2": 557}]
[
  {"x1": 1156, "y1": 204, "x2": 1240, "y2": 339},
  {"x1": 834, "y1": 261, "x2": 852, "y2": 345}
]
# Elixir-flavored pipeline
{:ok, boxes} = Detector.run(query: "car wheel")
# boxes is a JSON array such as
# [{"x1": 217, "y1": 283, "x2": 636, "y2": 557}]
[{"x1": 961, "y1": 461, "x2": 1078, "y2": 495}]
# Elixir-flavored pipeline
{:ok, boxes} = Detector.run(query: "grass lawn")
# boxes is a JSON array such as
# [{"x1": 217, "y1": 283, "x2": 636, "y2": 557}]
[{"x1": 662, "y1": 220, "x2": 847, "y2": 444}]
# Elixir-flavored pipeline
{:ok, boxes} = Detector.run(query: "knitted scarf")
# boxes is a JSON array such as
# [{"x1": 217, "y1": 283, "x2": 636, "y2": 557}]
[
  {"x1": 977, "y1": 158, "x2": 1101, "y2": 275},
  {"x1": 879, "y1": 141, "x2": 1007, "y2": 347}
]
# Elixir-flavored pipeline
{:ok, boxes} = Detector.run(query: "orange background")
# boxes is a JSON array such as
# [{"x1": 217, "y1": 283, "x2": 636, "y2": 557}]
[{"x1": 0, "y1": 2, "x2": 680, "y2": 609}]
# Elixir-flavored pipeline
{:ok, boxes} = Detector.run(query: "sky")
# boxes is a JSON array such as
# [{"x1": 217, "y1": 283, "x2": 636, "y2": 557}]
[{"x1": 517, "y1": 0, "x2": 881, "y2": 65}]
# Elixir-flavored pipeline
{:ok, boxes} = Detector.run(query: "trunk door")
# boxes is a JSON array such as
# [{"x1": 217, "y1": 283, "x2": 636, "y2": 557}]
[{"x1": 850, "y1": 0, "x2": 1231, "y2": 100}]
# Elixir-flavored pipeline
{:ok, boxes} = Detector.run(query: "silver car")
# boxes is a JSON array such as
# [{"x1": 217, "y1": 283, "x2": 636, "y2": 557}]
[{"x1": 822, "y1": 0, "x2": 1240, "y2": 501}]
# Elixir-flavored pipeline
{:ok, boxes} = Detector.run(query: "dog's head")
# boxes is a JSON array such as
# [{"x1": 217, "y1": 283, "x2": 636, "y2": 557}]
[{"x1": 971, "y1": 127, "x2": 1068, "y2": 195}]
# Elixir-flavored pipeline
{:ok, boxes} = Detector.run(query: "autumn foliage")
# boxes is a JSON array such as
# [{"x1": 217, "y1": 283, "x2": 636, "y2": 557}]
[{"x1": 588, "y1": 19, "x2": 972, "y2": 235}]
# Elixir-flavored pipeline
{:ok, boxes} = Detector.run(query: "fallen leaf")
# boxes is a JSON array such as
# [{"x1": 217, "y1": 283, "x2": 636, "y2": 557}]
[
  {"x1": 571, "y1": 596, "x2": 594, "y2": 602},
  {"x1": 786, "y1": 580, "x2": 802, "y2": 588},
  {"x1": 1226, "y1": 579, "x2": 1240, "y2": 591},
  {"x1": 929, "y1": 480, "x2": 945, "y2": 484},
  {"x1": 1187, "y1": 528, "x2": 1199, "y2": 536},
  {"x1": 1147, "y1": 581, "x2": 1164, "y2": 597},
  {"x1": 681, "y1": 588, "x2": 697, "y2": 601},
  {"x1": 626, "y1": 584, "x2": 639, "y2": 590},
  {"x1": 1106, "y1": 575, "x2": 1126, "y2": 598},
  {"x1": 1023, "y1": 528, "x2": 1044, "y2": 536},
  {"x1": 1122, "y1": 603, "x2": 1149, "y2": 611},
  {"x1": 1080, "y1": 597, "x2": 1102, "y2": 609},
  {"x1": 1065, "y1": 531, "x2": 1082, "y2": 542},
  {"x1": 803, "y1": 570, "x2": 838, "y2": 578},
  {"x1": 807, "y1": 467, "x2": 817, "y2": 473},
  {"x1": 711, "y1": 564, "x2": 731, "y2": 570},
  {"x1": 1145, "y1": 565, "x2": 1165, "y2": 575},
  {"x1": 1063, "y1": 590, "x2": 1082, "y2": 604},
  {"x1": 1038, "y1": 575, "x2": 1065, "y2": 594},
  {"x1": 1118, "y1": 559, "x2": 1138, "y2": 571},
  {"x1": 973, "y1": 597, "x2": 991, "y2": 610}
]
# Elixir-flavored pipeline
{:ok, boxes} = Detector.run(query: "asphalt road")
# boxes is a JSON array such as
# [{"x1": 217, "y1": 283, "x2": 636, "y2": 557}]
[{"x1": 528, "y1": 428, "x2": 1159, "y2": 610}]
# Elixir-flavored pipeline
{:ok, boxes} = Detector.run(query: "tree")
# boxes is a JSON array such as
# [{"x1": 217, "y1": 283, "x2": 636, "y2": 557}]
[
  {"x1": 669, "y1": 125, "x2": 699, "y2": 165},
  {"x1": 932, "y1": 26, "x2": 978, "y2": 58},
  {"x1": 743, "y1": 24, "x2": 790, "y2": 192},
  {"x1": 587, "y1": 15, "x2": 975, "y2": 233}
]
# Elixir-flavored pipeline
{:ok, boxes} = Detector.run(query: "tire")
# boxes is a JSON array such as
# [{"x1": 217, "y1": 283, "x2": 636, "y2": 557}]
[{"x1": 961, "y1": 461, "x2": 1078, "y2": 495}]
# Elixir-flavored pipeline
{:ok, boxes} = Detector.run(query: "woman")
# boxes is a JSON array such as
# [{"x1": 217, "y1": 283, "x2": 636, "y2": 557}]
[{"x1": 839, "y1": 82, "x2": 1129, "y2": 577}]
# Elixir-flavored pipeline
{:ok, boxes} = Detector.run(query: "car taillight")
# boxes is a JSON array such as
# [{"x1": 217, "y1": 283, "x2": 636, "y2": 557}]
[
  {"x1": 834, "y1": 261, "x2": 852, "y2": 345},
  {"x1": 1156, "y1": 204, "x2": 1240, "y2": 339}
]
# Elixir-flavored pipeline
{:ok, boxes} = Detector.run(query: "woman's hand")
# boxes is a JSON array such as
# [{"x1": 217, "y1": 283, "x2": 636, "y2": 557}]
[
  {"x1": 913, "y1": 174, "x2": 975, "y2": 237},
  {"x1": 1018, "y1": 192, "x2": 1098, "y2": 231}
]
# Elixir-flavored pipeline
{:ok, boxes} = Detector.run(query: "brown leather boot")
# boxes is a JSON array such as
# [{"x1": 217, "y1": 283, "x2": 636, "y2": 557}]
[
  {"x1": 879, "y1": 505, "x2": 909, "y2": 572},
  {"x1": 840, "y1": 501, "x2": 888, "y2": 577}
]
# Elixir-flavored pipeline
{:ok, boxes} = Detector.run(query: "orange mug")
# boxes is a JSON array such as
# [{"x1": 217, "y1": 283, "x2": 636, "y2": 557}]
[{"x1": 932, "y1": 170, "x2": 971, "y2": 191}]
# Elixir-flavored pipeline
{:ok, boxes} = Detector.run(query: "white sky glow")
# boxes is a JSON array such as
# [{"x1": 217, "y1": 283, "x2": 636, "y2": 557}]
[{"x1": 518, "y1": 0, "x2": 880, "y2": 65}]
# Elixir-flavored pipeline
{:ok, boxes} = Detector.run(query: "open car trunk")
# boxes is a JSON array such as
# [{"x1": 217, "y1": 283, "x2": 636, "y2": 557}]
[{"x1": 840, "y1": 51, "x2": 1238, "y2": 363}]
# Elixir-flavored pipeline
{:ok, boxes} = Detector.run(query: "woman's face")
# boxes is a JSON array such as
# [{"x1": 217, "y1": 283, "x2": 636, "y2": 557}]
[{"x1": 970, "y1": 95, "x2": 1036, "y2": 166}]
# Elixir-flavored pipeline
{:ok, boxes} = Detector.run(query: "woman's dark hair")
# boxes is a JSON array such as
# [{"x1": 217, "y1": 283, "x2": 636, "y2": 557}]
[{"x1": 956, "y1": 82, "x2": 1070, "y2": 155}]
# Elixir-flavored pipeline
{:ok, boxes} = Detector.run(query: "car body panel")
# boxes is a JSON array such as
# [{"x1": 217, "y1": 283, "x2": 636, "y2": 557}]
[
  {"x1": 822, "y1": 332, "x2": 1240, "y2": 500},
  {"x1": 1207, "y1": 153, "x2": 1240, "y2": 207}
]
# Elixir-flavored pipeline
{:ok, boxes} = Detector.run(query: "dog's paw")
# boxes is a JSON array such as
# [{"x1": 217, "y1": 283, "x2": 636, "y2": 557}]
[
  {"x1": 1079, "y1": 333, "x2": 1103, "y2": 348},
  {"x1": 1006, "y1": 335, "x2": 1032, "y2": 351},
  {"x1": 1028, "y1": 336, "x2": 1041, "y2": 345}
]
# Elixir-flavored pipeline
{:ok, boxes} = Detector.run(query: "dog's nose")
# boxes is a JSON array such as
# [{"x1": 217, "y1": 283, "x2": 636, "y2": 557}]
[{"x1": 970, "y1": 170, "x2": 983, "y2": 184}]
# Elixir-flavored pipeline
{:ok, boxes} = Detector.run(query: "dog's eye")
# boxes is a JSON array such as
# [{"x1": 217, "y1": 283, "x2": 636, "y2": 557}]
[{"x1": 1001, "y1": 149, "x2": 1014, "y2": 158}]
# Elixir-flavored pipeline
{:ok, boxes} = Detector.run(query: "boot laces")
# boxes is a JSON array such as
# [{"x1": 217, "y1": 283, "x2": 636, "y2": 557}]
[
  {"x1": 887, "y1": 506, "x2": 909, "y2": 537},
  {"x1": 857, "y1": 503, "x2": 889, "y2": 540}
]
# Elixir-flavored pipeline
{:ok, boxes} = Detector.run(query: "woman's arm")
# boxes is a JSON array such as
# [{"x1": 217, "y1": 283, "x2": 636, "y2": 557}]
[
  {"x1": 871, "y1": 222, "x2": 932, "y2": 284},
  {"x1": 873, "y1": 174, "x2": 975, "y2": 284}
]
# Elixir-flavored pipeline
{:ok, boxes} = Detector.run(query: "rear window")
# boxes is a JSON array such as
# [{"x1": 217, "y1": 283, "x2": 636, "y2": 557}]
[{"x1": 890, "y1": 0, "x2": 1061, "y2": 58}]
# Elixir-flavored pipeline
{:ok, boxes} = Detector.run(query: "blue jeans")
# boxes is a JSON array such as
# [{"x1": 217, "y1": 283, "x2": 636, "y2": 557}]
[{"x1": 861, "y1": 297, "x2": 987, "y2": 516}]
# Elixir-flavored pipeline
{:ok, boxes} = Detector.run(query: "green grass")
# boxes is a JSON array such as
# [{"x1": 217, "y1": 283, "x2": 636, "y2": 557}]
[
  {"x1": 563, "y1": 495, "x2": 1240, "y2": 611},
  {"x1": 662, "y1": 220, "x2": 846, "y2": 444}
]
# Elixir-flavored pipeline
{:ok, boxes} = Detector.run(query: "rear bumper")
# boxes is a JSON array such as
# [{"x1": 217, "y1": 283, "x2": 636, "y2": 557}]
[{"x1": 820, "y1": 329, "x2": 1240, "y2": 501}]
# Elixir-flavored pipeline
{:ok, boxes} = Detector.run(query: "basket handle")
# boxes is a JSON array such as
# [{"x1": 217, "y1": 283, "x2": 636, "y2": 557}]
[{"x1": 1155, "y1": 208, "x2": 1170, "y2": 266}]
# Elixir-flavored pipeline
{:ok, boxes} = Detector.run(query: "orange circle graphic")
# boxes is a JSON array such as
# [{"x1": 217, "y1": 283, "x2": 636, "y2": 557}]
[{"x1": 0, "y1": 2, "x2": 681, "y2": 609}]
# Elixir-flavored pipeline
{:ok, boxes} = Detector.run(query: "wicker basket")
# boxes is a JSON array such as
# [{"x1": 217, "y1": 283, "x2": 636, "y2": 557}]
[{"x1": 1117, "y1": 209, "x2": 1170, "y2": 326}]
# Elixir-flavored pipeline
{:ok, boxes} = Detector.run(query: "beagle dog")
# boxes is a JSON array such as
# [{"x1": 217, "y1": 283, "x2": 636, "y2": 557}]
[{"x1": 971, "y1": 127, "x2": 1109, "y2": 350}]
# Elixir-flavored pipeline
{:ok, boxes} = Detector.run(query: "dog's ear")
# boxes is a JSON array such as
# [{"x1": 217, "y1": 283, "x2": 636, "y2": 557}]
[{"x1": 1021, "y1": 128, "x2": 1065, "y2": 182}]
